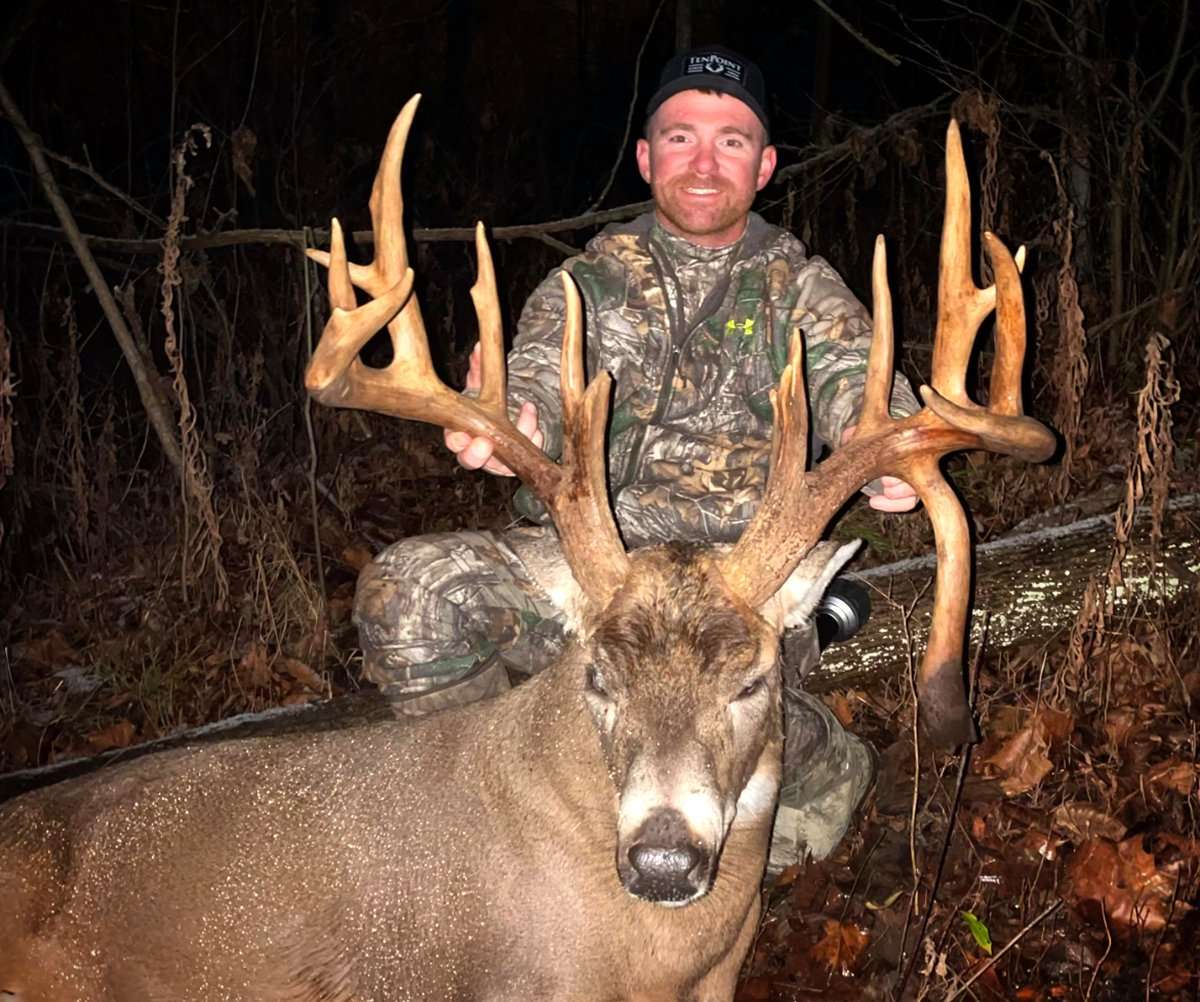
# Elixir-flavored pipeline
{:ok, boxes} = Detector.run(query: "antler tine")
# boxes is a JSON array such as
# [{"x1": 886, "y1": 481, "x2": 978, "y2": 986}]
[
  {"x1": 857, "y1": 236, "x2": 896, "y2": 432},
  {"x1": 469, "y1": 223, "x2": 507, "y2": 414},
  {"x1": 549, "y1": 273, "x2": 630, "y2": 606},
  {"x1": 306, "y1": 98, "x2": 631, "y2": 612},
  {"x1": 718, "y1": 333, "x2": 810, "y2": 602},
  {"x1": 985, "y1": 233, "x2": 1025, "y2": 418},
  {"x1": 304, "y1": 217, "x2": 416, "y2": 405},
  {"x1": 931, "y1": 121, "x2": 997, "y2": 407},
  {"x1": 369, "y1": 96, "x2": 418, "y2": 290},
  {"x1": 305, "y1": 94, "x2": 422, "y2": 301},
  {"x1": 906, "y1": 460, "x2": 979, "y2": 744}
]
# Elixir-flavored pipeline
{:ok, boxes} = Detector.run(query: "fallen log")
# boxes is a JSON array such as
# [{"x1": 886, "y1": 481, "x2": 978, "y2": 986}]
[{"x1": 807, "y1": 491, "x2": 1200, "y2": 691}]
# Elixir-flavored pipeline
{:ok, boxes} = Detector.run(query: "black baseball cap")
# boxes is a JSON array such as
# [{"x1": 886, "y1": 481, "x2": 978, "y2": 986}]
[{"x1": 645, "y1": 46, "x2": 769, "y2": 133}]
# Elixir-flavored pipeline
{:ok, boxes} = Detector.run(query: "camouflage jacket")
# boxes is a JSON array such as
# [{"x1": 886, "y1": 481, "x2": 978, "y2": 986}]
[{"x1": 508, "y1": 211, "x2": 920, "y2": 547}]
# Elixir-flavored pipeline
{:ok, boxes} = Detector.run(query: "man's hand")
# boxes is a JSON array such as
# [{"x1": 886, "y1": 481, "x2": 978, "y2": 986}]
[
  {"x1": 841, "y1": 424, "x2": 919, "y2": 512},
  {"x1": 443, "y1": 343, "x2": 544, "y2": 477}
]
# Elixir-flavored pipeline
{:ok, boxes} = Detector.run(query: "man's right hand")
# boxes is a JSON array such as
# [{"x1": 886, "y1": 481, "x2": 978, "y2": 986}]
[{"x1": 443, "y1": 343, "x2": 543, "y2": 477}]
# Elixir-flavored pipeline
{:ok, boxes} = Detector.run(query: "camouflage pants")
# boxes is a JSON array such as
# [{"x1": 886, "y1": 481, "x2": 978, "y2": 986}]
[{"x1": 354, "y1": 526, "x2": 571, "y2": 691}]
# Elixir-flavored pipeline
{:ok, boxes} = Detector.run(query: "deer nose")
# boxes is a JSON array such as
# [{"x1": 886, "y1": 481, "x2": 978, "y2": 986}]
[
  {"x1": 622, "y1": 808, "x2": 710, "y2": 903},
  {"x1": 628, "y1": 842, "x2": 702, "y2": 879}
]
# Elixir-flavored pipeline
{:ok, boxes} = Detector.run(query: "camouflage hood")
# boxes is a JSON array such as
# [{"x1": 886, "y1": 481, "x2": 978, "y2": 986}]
[{"x1": 507, "y1": 211, "x2": 918, "y2": 548}]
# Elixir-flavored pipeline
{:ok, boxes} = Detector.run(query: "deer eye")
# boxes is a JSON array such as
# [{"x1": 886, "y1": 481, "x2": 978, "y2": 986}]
[
  {"x1": 586, "y1": 665, "x2": 610, "y2": 697},
  {"x1": 736, "y1": 676, "x2": 767, "y2": 701}
]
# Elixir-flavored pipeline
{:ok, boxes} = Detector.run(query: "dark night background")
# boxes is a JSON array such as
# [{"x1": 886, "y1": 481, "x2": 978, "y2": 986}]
[{"x1": 0, "y1": 2, "x2": 1198, "y2": 996}]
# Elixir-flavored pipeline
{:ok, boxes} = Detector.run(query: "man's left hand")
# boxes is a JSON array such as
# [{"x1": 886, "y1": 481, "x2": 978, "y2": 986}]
[{"x1": 841, "y1": 425, "x2": 920, "y2": 512}]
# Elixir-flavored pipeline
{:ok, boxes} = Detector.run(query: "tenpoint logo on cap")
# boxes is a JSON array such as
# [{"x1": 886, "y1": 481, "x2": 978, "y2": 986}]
[
  {"x1": 685, "y1": 52, "x2": 745, "y2": 84},
  {"x1": 645, "y1": 46, "x2": 769, "y2": 131}
]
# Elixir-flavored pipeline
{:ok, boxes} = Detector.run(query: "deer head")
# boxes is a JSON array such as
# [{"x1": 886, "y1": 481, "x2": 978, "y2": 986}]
[{"x1": 305, "y1": 95, "x2": 1055, "y2": 901}]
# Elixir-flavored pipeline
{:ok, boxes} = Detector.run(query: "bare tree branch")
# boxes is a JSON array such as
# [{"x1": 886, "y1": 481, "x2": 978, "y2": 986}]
[
  {"x1": 808, "y1": 0, "x2": 901, "y2": 67},
  {"x1": 4, "y1": 96, "x2": 953, "y2": 267},
  {"x1": 0, "y1": 77, "x2": 183, "y2": 474},
  {"x1": 585, "y1": 0, "x2": 666, "y2": 213}
]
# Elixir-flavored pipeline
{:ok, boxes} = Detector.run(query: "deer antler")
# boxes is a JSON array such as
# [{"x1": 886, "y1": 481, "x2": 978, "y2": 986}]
[
  {"x1": 718, "y1": 121, "x2": 1056, "y2": 747},
  {"x1": 304, "y1": 95, "x2": 630, "y2": 610}
]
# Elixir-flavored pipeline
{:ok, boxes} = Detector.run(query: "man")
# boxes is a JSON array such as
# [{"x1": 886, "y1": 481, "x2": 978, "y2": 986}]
[{"x1": 355, "y1": 46, "x2": 919, "y2": 869}]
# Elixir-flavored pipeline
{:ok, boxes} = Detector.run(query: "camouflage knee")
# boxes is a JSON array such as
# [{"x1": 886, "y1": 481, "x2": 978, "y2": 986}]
[{"x1": 353, "y1": 529, "x2": 566, "y2": 692}]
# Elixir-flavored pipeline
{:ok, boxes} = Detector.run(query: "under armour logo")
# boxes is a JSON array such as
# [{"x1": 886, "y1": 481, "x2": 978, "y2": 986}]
[{"x1": 726, "y1": 318, "x2": 755, "y2": 336}]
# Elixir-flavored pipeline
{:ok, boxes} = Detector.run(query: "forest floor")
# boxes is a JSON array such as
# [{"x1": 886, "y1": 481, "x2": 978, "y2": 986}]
[
  {"x1": 1, "y1": 424, "x2": 1197, "y2": 1000},
  {"x1": 740, "y1": 594, "x2": 1200, "y2": 1001}
]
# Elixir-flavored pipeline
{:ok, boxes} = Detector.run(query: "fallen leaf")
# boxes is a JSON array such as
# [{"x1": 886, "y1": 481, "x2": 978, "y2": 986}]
[
  {"x1": 962, "y1": 911, "x2": 993, "y2": 954},
  {"x1": 86, "y1": 719, "x2": 136, "y2": 752},
  {"x1": 810, "y1": 918, "x2": 868, "y2": 975},
  {"x1": 985, "y1": 716, "x2": 1053, "y2": 795},
  {"x1": 1146, "y1": 759, "x2": 1199, "y2": 796},
  {"x1": 1038, "y1": 708, "x2": 1074, "y2": 741},
  {"x1": 341, "y1": 544, "x2": 374, "y2": 571},
  {"x1": 16, "y1": 629, "x2": 81, "y2": 669},
  {"x1": 1019, "y1": 829, "x2": 1067, "y2": 860},
  {"x1": 826, "y1": 691, "x2": 856, "y2": 728},
  {"x1": 236, "y1": 642, "x2": 273, "y2": 690},
  {"x1": 1053, "y1": 802, "x2": 1127, "y2": 843},
  {"x1": 1103, "y1": 707, "x2": 1137, "y2": 747},
  {"x1": 278, "y1": 655, "x2": 325, "y2": 693},
  {"x1": 1064, "y1": 836, "x2": 1186, "y2": 934}
]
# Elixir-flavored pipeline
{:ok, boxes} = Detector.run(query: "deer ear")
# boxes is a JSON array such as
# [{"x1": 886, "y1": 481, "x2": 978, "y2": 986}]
[{"x1": 757, "y1": 540, "x2": 862, "y2": 633}]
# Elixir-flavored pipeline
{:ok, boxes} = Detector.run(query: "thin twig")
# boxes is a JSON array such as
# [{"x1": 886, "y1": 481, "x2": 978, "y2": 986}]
[
  {"x1": 1145, "y1": 870, "x2": 1182, "y2": 1002},
  {"x1": 808, "y1": 0, "x2": 901, "y2": 66},
  {"x1": 893, "y1": 591, "x2": 924, "y2": 1002},
  {"x1": 534, "y1": 232, "x2": 581, "y2": 257},
  {"x1": 237, "y1": 3, "x2": 269, "y2": 131},
  {"x1": 1083, "y1": 899, "x2": 1112, "y2": 1002},
  {"x1": 41, "y1": 149, "x2": 166, "y2": 229},
  {"x1": 4, "y1": 203, "x2": 653, "y2": 254},
  {"x1": 586, "y1": 0, "x2": 665, "y2": 213},
  {"x1": 943, "y1": 900, "x2": 1064, "y2": 1002},
  {"x1": 902, "y1": 745, "x2": 974, "y2": 1001},
  {"x1": 301, "y1": 227, "x2": 328, "y2": 625}
]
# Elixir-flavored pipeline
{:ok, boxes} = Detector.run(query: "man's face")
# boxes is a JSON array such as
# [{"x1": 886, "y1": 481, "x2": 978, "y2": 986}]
[{"x1": 636, "y1": 90, "x2": 777, "y2": 248}]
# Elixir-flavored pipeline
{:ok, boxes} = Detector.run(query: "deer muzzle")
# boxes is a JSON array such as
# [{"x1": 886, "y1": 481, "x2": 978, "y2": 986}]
[
  {"x1": 618, "y1": 807, "x2": 713, "y2": 905},
  {"x1": 615, "y1": 750, "x2": 727, "y2": 905}
]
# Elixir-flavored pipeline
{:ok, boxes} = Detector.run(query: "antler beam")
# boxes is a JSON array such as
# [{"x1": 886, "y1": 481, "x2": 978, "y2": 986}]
[
  {"x1": 719, "y1": 120, "x2": 1056, "y2": 747},
  {"x1": 305, "y1": 95, "x2": 630, "y2": 611}
]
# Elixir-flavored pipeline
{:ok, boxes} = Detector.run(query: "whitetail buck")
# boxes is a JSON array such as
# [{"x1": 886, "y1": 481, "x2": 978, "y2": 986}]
[{"x1": 0, "y1": 96, "x2": 1053, "y2": 1001}]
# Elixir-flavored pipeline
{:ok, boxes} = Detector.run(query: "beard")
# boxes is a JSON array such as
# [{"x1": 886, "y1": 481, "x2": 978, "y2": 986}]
[{"x1": 652, "y1": 173, "x2": 755, "y2": 243}]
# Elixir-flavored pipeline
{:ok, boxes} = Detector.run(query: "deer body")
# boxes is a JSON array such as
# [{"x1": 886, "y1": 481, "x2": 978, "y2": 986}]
[{"x1": 1, "y1": 548, "x2": 794, "y2": 1001}]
